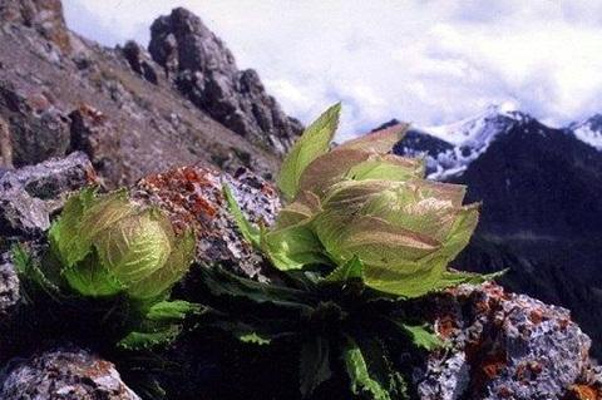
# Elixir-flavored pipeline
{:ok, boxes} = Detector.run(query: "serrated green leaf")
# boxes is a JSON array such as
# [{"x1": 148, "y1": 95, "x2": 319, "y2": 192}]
[
  {"x1": 239, "y1": 332, "x2": 272, "y2": 345},
  {"x1": 343, "y1": 338, "x2": 390, "y2": 400},
  {"x1": 145, "y1": 300, "x2": 204, "y2": 321},
  {"x1": 397, "y1": 323, "x2": 443, "y2": 351},
  {"x1": 12, "y1": 243, "x2": 63, "y2": 303},
  {"x1": 195, "y1": 266, "x2": 315, "y2": 312},
  {"x1": 278, "y1": 103, "x2": 342, "y2": 201},
  {"x1": 300, "y1": 336, "x2": 332, "y2": 398},
  {"x1": 223, "y1": 183, "x2": 261, "y2": 247},
  {"x1": 117, "y1": 324, "x2": 182, "y2": 350}
]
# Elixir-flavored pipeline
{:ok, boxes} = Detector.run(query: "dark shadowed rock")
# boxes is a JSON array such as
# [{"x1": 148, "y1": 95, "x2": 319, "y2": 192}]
[
  {"x1": 148, "y1": 7, "x2": 303, "y2": 154},
  {"x1": 69, "y1": 106, "x2": 126, "y2": 187},
  {"x1": 0, "y1": 348, "x2": 140, "y2": 399},
  {"x1": 120, "y1": 40, "x2": 159, "y2": 85}
]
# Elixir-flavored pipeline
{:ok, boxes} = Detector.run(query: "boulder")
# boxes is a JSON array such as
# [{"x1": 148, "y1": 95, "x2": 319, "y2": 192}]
[
  {"x1": 413, "y1": 283, "x2": 601, "y2": 399},
  {"x1": 0, "y1": 348, "x2": 141, "y2": 399}
]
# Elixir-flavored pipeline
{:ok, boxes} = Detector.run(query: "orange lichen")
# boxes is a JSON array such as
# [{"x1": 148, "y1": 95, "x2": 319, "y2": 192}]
[{"x1": 564, "y1": 384, "x2": 600, "y2": 400}]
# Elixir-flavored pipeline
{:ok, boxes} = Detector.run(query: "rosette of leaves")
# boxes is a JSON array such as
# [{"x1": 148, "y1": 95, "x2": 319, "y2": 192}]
[
  {"x1": 215, "y1": 104, "x2": 501, "y2": 399},
  {"x1": 13, "y1": 188, "x2": 201, "y2": 350}
]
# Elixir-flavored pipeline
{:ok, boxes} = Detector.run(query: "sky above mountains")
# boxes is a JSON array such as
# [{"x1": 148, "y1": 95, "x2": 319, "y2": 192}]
[{"x1": 63, "y1": 0, "x2": 602, "y2": 139}]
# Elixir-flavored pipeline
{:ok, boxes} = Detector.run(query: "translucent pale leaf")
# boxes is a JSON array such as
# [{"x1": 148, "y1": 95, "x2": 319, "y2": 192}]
[
  {"x1": 277, "y1": 103, "x2": 342, "y2": 200},
  {"x1": 336, "y1": 122, "x2": 409, "y2": 154},
  {"x1": 346, "y1": 155, "x2": 425, "y2": 182},
  {"x1": 264, "y1": 220, "x2": 331, "y2": 271}
]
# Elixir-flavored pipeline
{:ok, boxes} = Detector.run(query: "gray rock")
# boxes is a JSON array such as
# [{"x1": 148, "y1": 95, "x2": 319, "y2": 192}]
[
  {"x1": 0, "y1": 151, "x2": 95, "y2": 238},
  {"x1": 0, "y1": 80, "x2": 71, "y2": 167},
  {"x1": 148, "y1": 7, "x2": 303, "y2": 155},
  {"x1": 120, "y1": 40, "x2": 159, "y2": 85},
  {"x1": 0, "y1": 0, "x2": 71, "y2": 52},
  {"x1": 414, "y1": 283, "x2": 594, "y2": 400},
  {"x1": 0, "y1": 348, "x2": 140, "y2": 399},
  {"x1": 0, "y1": 257, "x2": 19, "y2": 316}
]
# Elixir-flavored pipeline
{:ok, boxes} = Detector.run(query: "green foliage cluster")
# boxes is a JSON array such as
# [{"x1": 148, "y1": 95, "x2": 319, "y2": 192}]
[
  {"x1": 14, "y1": 188, "x2": 200, "y2": 350},
  {"x1": 215, "y1": 104, "x2": 499, "y2": 399}
]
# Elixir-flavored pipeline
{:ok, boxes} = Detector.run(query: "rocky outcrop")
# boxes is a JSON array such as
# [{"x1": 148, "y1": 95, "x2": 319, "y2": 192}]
[
  {"x1": 120, "y1": 41, "x2": 158, "y2": 85},
  {"x1": 1, "y1": 154, "x2": 601, "y2": 399},
  {"x1": 0, "y1": 348, "x2": 140, "y2": 399},
  {"x1": 0, "y1": 80, "x2": 71, "y2": 168},
  {"x1": 0, "y1": 0, "x2": 282, "y2": 187},
  {"x1": 0, "y1": 0, "x2": 71, "y2": 52},
  {"x1": 149, "y1": 7, "x2": 303, "y2": 154},
  {"x1": 414, "y1": 283, "x2": 600, "y2": 399}
]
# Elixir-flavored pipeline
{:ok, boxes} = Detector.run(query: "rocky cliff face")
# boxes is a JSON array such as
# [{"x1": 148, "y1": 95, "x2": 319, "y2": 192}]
[
  {"x1": 0, "y1": 0, "x2": 300, "y2": 187},
  {"x1": 148, "y1": 8, "x2": 303, "y2": 154}
]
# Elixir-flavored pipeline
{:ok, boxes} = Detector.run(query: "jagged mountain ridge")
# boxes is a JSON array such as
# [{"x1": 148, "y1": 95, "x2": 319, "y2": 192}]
[
  {"x1": 0, "y1": 1, "x2": 301, "y2": 187},
  {"x1": 390, "y1": 105, "x2": 602, "y2": 355}
]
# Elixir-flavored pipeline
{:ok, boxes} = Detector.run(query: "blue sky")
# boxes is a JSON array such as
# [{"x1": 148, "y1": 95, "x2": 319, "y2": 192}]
[{"x1": 63, "y1": 1, "x2": 602, "y2": 138}]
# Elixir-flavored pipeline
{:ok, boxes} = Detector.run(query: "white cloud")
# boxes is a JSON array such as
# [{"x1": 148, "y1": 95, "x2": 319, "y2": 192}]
[{"x1": 63, "y1": 0, "x2": 602, "y2": 140}]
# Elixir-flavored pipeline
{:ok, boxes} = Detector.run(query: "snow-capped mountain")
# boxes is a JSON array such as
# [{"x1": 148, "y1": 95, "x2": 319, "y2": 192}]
[
  {"x1": 392, "y1": 103, "x2": 602, "y2": 180},
  {"x1": 385, "y1": 106, "x2": 602, "y2": 356},
  {"x1": 569, "y1": 114, "x2": 602, "y2": 151}
]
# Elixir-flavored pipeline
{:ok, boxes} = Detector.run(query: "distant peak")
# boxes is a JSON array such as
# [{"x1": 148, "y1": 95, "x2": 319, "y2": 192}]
[{"x1": 488, "y1": 100, "x2": 521, "y2": 116}]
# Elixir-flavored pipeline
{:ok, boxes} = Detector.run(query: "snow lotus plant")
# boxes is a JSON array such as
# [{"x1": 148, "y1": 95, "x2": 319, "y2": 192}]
[
  {"x1": 217, "y1": 104, "x2": 499, "y2": 399},
  {"x1": 228, "y1": 103, "x2": 487, "y2": 298},
  {"x1": 14, "y1": 188, "x2": 200, "y2": 349}
]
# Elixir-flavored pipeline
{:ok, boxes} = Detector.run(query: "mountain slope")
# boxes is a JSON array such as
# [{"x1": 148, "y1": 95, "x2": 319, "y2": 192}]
[{"x1": 0, "y1": 1, "x2": 299, "y2": 187}]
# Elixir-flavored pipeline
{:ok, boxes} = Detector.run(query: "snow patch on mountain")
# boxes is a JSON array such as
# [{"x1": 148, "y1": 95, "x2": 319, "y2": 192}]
[
  {"x1": 570, "y1": 115, "x2": 602, "y2": 151},
  {"x1": 406, "y1": 102, "x2": 524, "y2": 180}
]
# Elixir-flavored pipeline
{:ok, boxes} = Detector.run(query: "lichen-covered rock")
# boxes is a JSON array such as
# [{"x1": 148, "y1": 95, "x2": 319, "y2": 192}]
[
  {"x1": 0, "y1": 348, "x2": 140, "y2": 399},
  {"x1": 148, "y1": 7, "x2": 303, "y2": 155},
  {"x1": 132, "y1": 165, "x2": 280, "y2": 279},
  {"x1": 414, "y1": 283, "x2": 595, "y2": 400}
]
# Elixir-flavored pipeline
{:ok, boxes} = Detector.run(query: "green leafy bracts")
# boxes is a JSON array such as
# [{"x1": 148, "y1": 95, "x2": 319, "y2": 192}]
[
  {"x1": 220, "y1": 104, "x2": 500, "y2": 399},
  {"x1": 232, "y1": 104, "x2": 487, "y2": 299},
  {"x1": 15, "y1": 188, "x2": 200, "y2": 350},
  {"x1": 49, "y1": 188, "x2": 195, "y2": 300}
]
